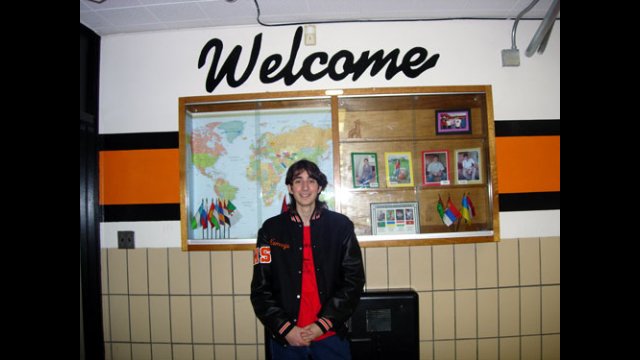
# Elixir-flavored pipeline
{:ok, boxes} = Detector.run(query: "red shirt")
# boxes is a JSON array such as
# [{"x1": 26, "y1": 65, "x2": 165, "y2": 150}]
[{"x1": 298, "y1": 226, "x2": 335, "y2": 341}]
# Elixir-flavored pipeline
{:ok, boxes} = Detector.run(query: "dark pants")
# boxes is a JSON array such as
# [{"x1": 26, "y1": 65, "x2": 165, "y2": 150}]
[{"x1": 270, "y1": 335, "x2": 351, "y2": 360}]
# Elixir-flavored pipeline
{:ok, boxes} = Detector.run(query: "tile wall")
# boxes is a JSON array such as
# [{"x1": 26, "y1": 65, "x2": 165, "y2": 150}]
[{"x1": 101, "y1": 236, "x2": 559, "y2": 359}]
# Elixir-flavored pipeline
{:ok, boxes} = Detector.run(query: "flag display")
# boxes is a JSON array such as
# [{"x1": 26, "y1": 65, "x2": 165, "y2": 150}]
[
  {"x1": 436, "y1": 194, "x2": 463, "y2": 227},
  {"x1": 190, "y1": 197, "x2": 238, "y2": 239}
]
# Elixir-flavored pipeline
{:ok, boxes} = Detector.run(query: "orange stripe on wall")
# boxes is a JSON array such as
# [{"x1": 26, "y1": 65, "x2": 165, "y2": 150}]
[
  {"x1": 496, "y1": 136, "x2": 560, "y2": 194},
  {"x1": 99, "y1": 138, "x2": 557, "y2": 205},
  {"x1": 99, "y1": 149, "x2": 179, "y2": 205}
]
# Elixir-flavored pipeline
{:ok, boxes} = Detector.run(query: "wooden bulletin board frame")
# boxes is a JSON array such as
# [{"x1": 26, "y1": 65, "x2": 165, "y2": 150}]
[{"x1": 179, "y1": 86, "x2": 499, "y2": 250}]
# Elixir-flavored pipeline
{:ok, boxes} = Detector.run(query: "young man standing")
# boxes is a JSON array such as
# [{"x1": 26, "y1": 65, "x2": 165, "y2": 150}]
[{"x1": 251, "y1": 159, "x2": 365, "y2": 359}]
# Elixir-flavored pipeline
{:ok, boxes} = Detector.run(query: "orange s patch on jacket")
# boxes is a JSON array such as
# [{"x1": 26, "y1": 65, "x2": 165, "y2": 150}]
[{"x1": 253, "y1": 246, "x2": 271, "y2": 265}]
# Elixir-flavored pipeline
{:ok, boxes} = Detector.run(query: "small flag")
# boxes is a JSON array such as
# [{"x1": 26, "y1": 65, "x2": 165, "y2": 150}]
[
  {"x1": 200, "y1": 200, "x2": 208, "y2": 229},
  {"x1": 461, "y1": 194, "x2": 472, "y2": 224},
  {"x1": 216, "y1": 199, "x2": 226, "y2": 225},
  {"x1": 447, "y1": 196, "x2": 462, "y2": 219},
  {"x1": 437, "y1": 194, "x2": 445, "y2": 217},
  {"x1": 208, "y1": 200, "x2": 220, "y2": 230},
  {"x1": 466, "y1": 193, "x2": 476, "y2": 217},
  {"x1": 226, "y1": 200, "x2": 237, "y2": 214},
  {"x1": 222, "y1": 200, "x2": 230, "y2": 226},
  {"x1": 443, "y1": 207, "x2": 457, "y2": 226},
  {"x1": 440, "y1": 195, "x2": 459, "y2": 226},
  {"x1": 190, "y1": 214, "x2": 198, "y2": 229},
  {"x1": 281, "y1": 195, "x2": 289, "y2": 214},
  {"x1": 437, "y1": 195, "x2": 452, "y2": 226}
]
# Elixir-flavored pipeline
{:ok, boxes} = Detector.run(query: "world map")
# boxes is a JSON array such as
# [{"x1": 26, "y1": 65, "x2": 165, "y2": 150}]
[{"x1": 187, "y1": 107, "x2": 333, "y2": 240}]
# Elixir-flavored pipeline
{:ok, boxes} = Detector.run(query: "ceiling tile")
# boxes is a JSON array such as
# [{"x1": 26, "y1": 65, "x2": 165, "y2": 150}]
[
  {"x1": 99, "y1": 7, "x2": 159, "y2": 26},
  {"x1": 147, "y1": 3, "x2": 208, "y2": 22},
  {"x1": 81, "y1": 0, "x2": 142, "y2": 11},
  {"x1": 80, "y1": 0, "x2": 559, "y2": 36},
  {"x1": 199, "y1": 0, "x2": 257, "y2": 20},
  {"x1": 80, "y1": 11, "x2": 111, "y2": 28}
]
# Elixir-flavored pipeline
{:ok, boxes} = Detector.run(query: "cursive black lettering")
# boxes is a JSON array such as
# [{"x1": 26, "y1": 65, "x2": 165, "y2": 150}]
[
  {"x1": 352, "y1": 49, "x2": 400, "y2": 80},
  {"x1": 300, "y1": 52, "x2": 329, "y2": 81},
  {"x1": 259, "y1": 54, "x2": 283, "y2": 83},
  {"x1": 402, "y1": 47, "x2": 439, "y2": 77},
  {"x1": 328, "y1": 50, "x2": 355, "y2": 81},
  {"x1": 199, "y1": 26, "x2": 439, "y2": 93},
  {"x1": 198, "y1": 33, "x2": 262, "y2": 92}
]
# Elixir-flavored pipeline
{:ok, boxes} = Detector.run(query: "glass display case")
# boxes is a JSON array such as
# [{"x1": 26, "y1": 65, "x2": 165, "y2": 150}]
[{"x1": 179, "y1": 86, "x2": 499, "y2": 250}]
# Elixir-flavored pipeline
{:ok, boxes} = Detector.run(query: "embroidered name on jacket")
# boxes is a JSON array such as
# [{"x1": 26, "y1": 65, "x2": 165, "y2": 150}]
[
  {"x1": 269, "y1": 239, "x2": 290, "y2": 250},
  {"x1": 253, "y1": 246, "x2": 271, "y2": 265}
]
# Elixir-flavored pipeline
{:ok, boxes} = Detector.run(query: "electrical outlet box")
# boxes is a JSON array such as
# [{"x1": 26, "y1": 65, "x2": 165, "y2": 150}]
[
  {"x1": 501, "y1": 49, "x2": 520, "y2": 67},
  {"x1": 304, "y1": 25, "x2": 316, "y2": 46},
  {"x1": 118, "y1": 231, "x2": 135, "y2": 249}
]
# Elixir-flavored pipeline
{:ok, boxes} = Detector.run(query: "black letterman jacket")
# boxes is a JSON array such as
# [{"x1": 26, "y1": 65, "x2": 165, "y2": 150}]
[{"x1": 250, "y1": 207, "x2": 365, "y2": 345}]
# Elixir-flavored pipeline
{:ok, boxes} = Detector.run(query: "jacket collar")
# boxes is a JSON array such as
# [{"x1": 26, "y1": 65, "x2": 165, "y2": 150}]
[{"x1": 288, "y1": 207, "x2": 323, "y2": 223}]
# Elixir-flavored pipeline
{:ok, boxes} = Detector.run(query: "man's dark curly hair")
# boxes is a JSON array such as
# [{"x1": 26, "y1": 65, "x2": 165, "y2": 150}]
[{"x1": 284, "y1": 159, "x2": 328, "y2": 212}]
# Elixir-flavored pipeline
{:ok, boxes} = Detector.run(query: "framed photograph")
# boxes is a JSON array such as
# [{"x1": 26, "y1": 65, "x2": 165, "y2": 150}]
[
  {"x1": 455, "y1": 148, "x2": 482, "y2": 184},
  {"x1": 371, "y1": 202, "x2": 420, "y2": 235},
  {"x1": 351, "y1": 152, "x2": 380, "y2": 188},
  {"x1": 435, "y1": 109, "x2": 471, "y2": 135},
  {"x1": 384, "y1": 152, "x2": 414, "y2": 187},
  {"x1": 422, "y1": 150, "x2": 450, "y2": 186}
]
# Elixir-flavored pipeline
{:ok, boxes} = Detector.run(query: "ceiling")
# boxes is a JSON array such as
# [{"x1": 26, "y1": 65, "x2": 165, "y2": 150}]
[{"x1": 80, "y1": 0, "x2": 558, "y2": 36}]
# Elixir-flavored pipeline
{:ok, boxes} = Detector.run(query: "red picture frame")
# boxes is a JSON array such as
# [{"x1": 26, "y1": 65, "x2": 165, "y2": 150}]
[{"x1": 421, "y1": 150, "x2": 450, "y2": 186}]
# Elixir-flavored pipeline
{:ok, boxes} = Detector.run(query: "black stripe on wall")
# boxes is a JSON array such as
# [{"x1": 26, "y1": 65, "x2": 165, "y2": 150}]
[
  {"x1": 495, "y1": 119, "x2": 560, "y2": 137},
  {"x1": 102, "y1": 192, "x2": 560, "y2": 222},
  {"x1": 98, "y1": 120, "x2": 561, "y2": 151},
  {"x1": 499, "y1": 192, "x2": 560, "y2": 211},
  {"x1": 100, "y1": 132, "x2": 178, "y2": 150},
  {"x1": 103, "y1": 204, "x2": 180, "y2": 222}
]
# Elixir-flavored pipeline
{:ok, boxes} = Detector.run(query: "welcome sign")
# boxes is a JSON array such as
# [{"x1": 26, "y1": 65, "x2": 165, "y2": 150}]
[{"x1": 198, "y1": 26, "x2": 440, "y2": 93}]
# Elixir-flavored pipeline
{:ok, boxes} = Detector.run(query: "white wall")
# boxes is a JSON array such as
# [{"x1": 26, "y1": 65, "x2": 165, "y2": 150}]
[{"x1": 99, "y1": 20, "x2": 560, "y2": 247}]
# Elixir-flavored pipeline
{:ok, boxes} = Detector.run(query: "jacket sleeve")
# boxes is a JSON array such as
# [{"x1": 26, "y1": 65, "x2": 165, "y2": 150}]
[
  {"x1": 317, "y1": 220, "x2": 365, "y2": 330},
  {"x1": 250, "y1": 226, "x2": 295, "y2": 340}
]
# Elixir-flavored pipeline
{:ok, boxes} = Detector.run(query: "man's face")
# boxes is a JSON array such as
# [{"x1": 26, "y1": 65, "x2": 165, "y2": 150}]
[{"x1": 287, "y1": 170, "x2": 320, "y2": 208}]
